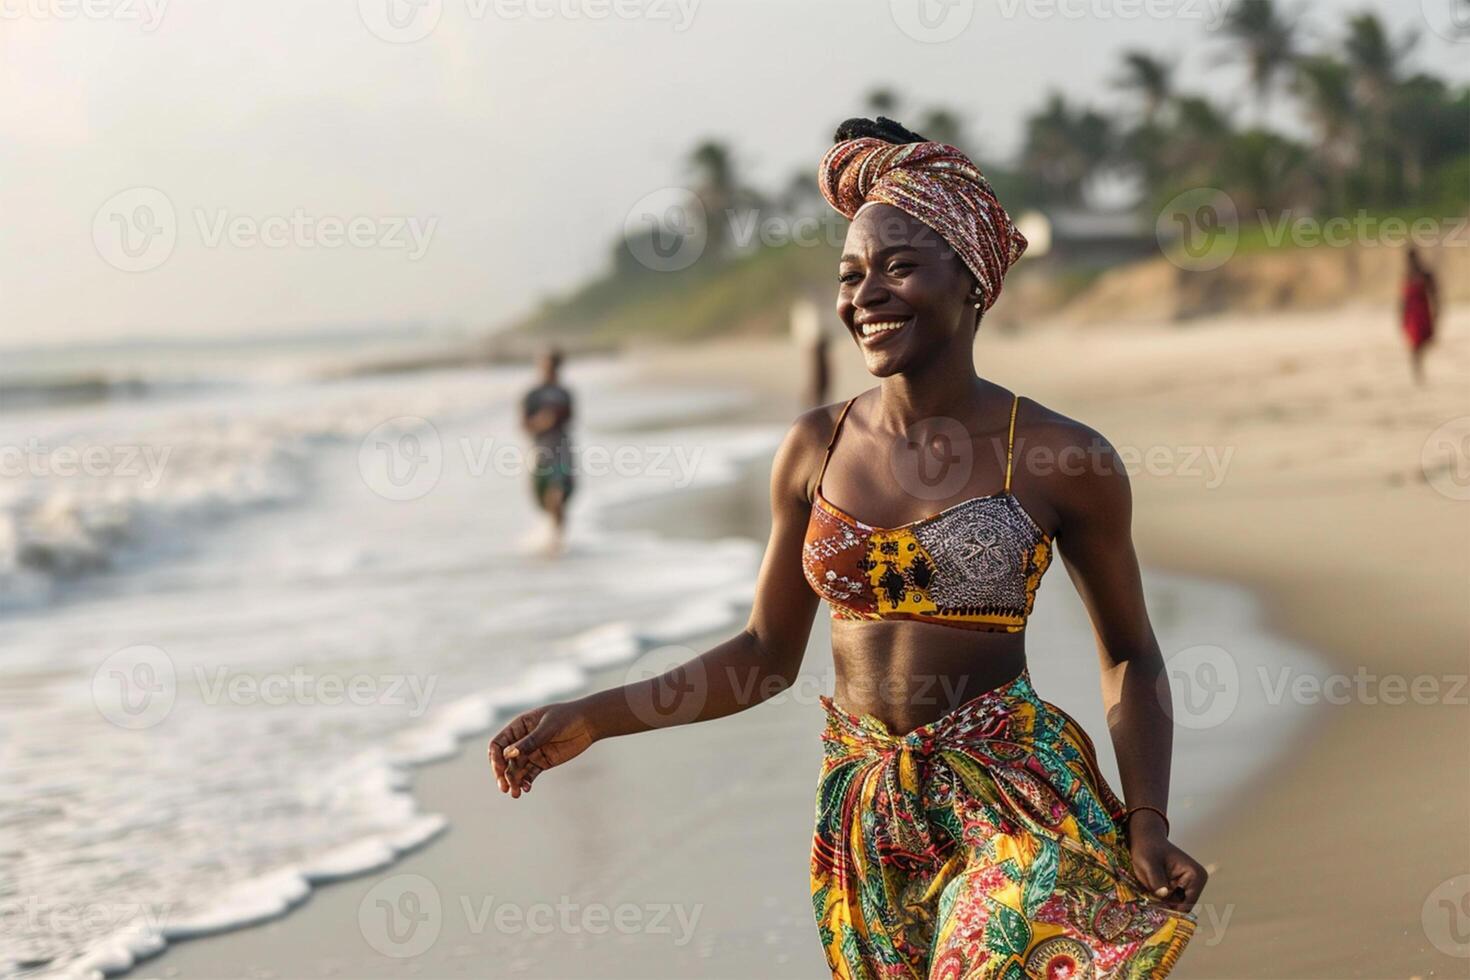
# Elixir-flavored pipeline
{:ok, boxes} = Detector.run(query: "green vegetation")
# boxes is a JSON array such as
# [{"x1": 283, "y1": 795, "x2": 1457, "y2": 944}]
[
  {"x1": 516, "y1": 239, "x2": 840, "y2": 345},
  {"x1": 513, "y1": 2, "x2": 1467, "y2": 344}
]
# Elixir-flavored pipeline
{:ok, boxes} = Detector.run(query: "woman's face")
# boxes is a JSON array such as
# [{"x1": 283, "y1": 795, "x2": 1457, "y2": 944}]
[{"x1": 836, "y1": 204, "x2": 977, "y2": 377}]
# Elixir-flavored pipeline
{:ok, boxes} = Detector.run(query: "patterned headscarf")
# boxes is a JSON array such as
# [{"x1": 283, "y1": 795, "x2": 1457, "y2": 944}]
[{"x1": 818, "y1": 138, "x2": 1027, "y2": 311}]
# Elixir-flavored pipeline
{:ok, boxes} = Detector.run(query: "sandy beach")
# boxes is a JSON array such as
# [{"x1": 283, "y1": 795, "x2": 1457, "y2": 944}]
[{"x1": 134, "y1": 301, "x2": 1468, "y2": 979}]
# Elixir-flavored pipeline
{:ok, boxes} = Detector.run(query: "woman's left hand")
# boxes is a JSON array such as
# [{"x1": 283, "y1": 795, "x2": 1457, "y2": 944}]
[{"x1": 1126, "y1": 812, "x2": 1208, "y2": 913}]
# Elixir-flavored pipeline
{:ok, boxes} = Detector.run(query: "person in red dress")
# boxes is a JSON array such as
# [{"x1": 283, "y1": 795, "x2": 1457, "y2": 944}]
[{"x1": 1400, "y1": 247, "x2": 1440, "y2": 386}]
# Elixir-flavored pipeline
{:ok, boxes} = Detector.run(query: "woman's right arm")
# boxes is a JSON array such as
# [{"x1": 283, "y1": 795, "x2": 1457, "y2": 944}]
[{"x1": 489, "y1": 409, "x2": 829, "y2": 797}]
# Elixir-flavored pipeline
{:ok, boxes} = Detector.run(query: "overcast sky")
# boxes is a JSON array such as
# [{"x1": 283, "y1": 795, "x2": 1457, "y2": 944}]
[{"x1": 2, "y1": 0, "x2": 1465, "y2": 347}]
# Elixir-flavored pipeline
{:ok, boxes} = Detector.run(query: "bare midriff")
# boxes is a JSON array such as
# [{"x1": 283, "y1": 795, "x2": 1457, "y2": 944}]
[{"x1": 829, "y1": 618, "x2": 1028, "y2": 734}]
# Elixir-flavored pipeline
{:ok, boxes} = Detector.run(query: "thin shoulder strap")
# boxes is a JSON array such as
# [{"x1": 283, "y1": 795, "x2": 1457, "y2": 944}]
[
  {"x1": 1003, "y1": 394, "x2": 1019, "y2": 493},
  {"x1": 816, "y1": 396, "x2": 858, "y2": 494}
]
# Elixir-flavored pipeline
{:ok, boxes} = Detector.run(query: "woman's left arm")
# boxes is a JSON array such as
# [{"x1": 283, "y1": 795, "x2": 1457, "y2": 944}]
[{"x1": 1049, "y1": 425, "x2": 1208, "y2": 913}]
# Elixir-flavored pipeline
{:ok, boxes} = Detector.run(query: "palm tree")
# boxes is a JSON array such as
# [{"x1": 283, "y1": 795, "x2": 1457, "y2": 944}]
[
  {"x1": 778, "y1": 169, "x2": 820, "y2": 218},
  {"x1": 689, "y1": 140, "x2": 738, "y2": 259},
  {"x1": 865, "y1": 88, "x2": 899, "y2": 118},
  {"x1": 1293, "y1": 55, "x2": 1357, "y2": 210},
  {"x1": 1343, "y1": 12, "x2": 1419, "y2": 202},
  {"x1": 1218, "y1": 129, "x2": 1311, "y2": 214},
  {"x1": 1161, "y1": 95, "x2": 1231, "y2": 190},
  {"x1": 1219, "y1": 0, "x2": 1298, "y2": 122},
  {"x1": 1021, "y1": 93, "x2": 1114, "y2": 205},
  {"x1": 918, "y1": 108, "x2": 965, "y2": 150},
  {"x1": 1344, "y1": 11, "x2": 1417, "y2": 112},
  {"x1": 1115, "y1": 51, "x2": 1174, "y2": 125},
  {"x1": 1388, "y1": 74, "x2": 1448, "y2": 197}
]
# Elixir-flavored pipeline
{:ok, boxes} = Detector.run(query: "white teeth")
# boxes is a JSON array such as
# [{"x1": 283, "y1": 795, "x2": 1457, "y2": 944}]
[{"x1": 860, "y1": 320, "x2": 907, "y2": 337}]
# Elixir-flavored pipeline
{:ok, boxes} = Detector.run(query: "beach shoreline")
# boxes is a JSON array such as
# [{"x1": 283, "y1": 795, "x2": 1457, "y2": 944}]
[
  {"x1": 126, "y1": 408, "x2": 1322, "y2": 980},
  {"x1": 104, "y1": 302, "x2": 1468, "y2": 979}
]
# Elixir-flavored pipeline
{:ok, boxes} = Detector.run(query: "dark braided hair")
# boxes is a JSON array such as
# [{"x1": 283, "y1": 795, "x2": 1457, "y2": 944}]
[{"x1": 832, "y1": 116, "x2": 928, "y2": 145}]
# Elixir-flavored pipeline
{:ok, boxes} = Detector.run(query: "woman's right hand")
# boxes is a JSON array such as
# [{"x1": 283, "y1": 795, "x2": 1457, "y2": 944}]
[{"x1": 487, "y1": 700, "x2": 597, "y2": 798}]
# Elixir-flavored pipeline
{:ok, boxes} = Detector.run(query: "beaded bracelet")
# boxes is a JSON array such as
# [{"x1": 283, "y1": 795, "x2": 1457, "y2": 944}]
[{"x1": 1123, "y1": 805, "x2": 1170, "y2": 836}]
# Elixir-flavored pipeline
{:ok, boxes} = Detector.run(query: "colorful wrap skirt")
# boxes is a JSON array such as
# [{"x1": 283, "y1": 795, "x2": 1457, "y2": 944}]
[{"x1": 811, "y1": 670, "x2": 1195, "y2": 979}]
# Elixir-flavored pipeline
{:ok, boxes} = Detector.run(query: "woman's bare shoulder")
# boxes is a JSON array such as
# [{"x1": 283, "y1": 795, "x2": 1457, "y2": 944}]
[
  {"x1": 775, "y1": 393, "x2": 872, "y2": 504},
  {"x1": 1015, "y1": 394, "x2": 1121, "y2": 460},
  {"x1": 1014, "y1": 395, "x2": 1133, "y2": 538}
]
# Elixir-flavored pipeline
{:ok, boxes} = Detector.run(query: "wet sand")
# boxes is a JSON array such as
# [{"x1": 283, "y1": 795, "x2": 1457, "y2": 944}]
[{"x1": 138, "y1": 302, "x2": 1469, "y2": 978}]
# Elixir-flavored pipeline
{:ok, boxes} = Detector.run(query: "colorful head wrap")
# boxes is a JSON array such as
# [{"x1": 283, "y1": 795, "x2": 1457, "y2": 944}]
[{"x1": 818, "y1": 138, "x2": 1027, "y2": 311}]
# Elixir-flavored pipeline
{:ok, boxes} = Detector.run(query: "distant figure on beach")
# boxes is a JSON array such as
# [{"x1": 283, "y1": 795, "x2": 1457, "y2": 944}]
[
  {"x1": 492, "y1": 117, "x2": 1205, "y2": 978},
  {"x1": 1400, "y1": 247, "x2": 1439, "y2": 386},
  {"x1": 791, "y1": 296, "x2": 832, "y2": 408},
  {"x1": 521, "y1": 347, "x2": 574, "y2": 554}
]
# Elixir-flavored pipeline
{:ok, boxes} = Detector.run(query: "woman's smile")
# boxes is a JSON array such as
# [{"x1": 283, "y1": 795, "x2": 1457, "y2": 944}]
[{"x1": 856, "y1": 315, "x2": 913, "y2": 345}]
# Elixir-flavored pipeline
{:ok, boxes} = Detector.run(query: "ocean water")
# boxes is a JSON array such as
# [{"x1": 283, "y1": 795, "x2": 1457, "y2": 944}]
[
  {"x1": 0, "y1": 336, "x2": 1332, "y2": 978},
  {"x1": 0, "y1": 342, "x2": 784, "y2": 978}
]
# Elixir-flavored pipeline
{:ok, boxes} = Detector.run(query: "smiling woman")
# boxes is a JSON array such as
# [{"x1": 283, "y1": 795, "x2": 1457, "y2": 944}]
[{"x1": 490, "y1": 115, "x2": 1204, "y2": 979}]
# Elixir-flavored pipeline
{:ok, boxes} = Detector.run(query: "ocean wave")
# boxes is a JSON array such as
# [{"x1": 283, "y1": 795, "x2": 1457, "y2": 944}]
[{"x1": 3, "y1": 364, "x2": 783, "y2": 980}]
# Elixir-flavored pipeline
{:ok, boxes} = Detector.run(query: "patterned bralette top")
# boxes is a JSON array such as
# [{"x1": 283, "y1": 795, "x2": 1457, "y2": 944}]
[{"x1": 801, "y1": 393, "x2": 1053, "y2": 633}]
